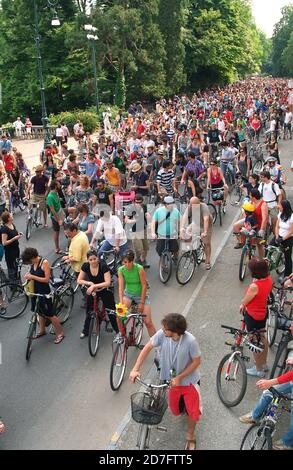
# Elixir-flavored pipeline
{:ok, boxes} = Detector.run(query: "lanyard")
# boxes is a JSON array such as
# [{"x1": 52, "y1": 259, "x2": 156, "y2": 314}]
[{"x1": 168, "y1": 335, "x2": 183, "y2": 370}]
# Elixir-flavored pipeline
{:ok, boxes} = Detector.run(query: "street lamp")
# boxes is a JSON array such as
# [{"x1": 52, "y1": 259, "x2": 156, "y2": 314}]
[
  {"x1": 84, "y1": 25, "x2": 100, "y2": 114},
  {"x1": 33, "y1": 0, "x2": 61, "y2": 148}
]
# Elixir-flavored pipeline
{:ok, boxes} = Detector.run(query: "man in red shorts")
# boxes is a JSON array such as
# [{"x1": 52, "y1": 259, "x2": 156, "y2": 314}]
[{"x1": 129, "y1": 313, "x2": 201, "y2": 450}]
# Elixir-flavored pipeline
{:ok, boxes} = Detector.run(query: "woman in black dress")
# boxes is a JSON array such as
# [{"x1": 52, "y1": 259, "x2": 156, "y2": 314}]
[
  {"x1": 21, "y1": 247, "x2": 64, "y2": 344},
  {"x1": 77, "y1": 249, "x2": 118, "y2": 338},
  {"x1": 0, "y1": 211, "x2": 22, "y2": 281}
]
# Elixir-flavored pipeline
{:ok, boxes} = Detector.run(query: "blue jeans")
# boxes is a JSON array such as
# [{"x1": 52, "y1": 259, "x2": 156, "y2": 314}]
[
  {"x1": 98, "y1": 240, "x2": 128, "y2": 257},
  {"x1": 220, "y1": 161, "x2": 235, "y2": 184},
  {"x1": 252, "y1": 382, "x2": 293, "y2": 447}
]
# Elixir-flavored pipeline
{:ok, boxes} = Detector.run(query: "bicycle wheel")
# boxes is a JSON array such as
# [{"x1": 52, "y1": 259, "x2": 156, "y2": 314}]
[
  {"x1": 252, "y1": 160, "x2": 263, "y2": 175},
  {"x1": 218, "y1": 205, "x2": 222, "y2": 226},
  {"x1": 26, "y1": 216, "x2": 33, "y2": 240},
  {"x1": 196, "y1": 242, "x2": 205, "y2": 264},
  {"x1": 269, "y1": 340, "x2": 290, "y2": 379},
  {"x1": 35, "y1": 208, "x2": 42, "y2": 227},
  {"x1": 159, "y1": 251, "x2": 172, "y2": 284},
  {"x1": 216, "y1": 353, "x2": 247, "y2": 407},
  {"x1": 266, "y1": 306, "x2": 278, "y2": 347},
  {"x1": 240, "y1": 424, "x2": 272, "y2": 450},
  {"x1": 54, "y1": 286, "x2": 74, "y2": 324},
  {"x1": 88, "y1": 314, "x2": 100, "y2": 357},
  {"x1": 138, "y1": 425, "x2": 150, "y2": 450},
  {"x1": 207, "y1": 203, "x2": 217, "y2": 224},
  {"x1": 110, "y1": 339, "x2": 127, "y2": 391},
  {"x1": 133, "y1": 316, "x2": 144, "y2": 347},
  {"x1": 239, "y1": 246, "x2": 249, "y2": 281},
  {"x1": 26, "y1": 316, "x2": 37, "y2": 361},
  {"x1": 0, "y1": 283, "x2": 28, "y2": 319},
  {"x1": 176, "y1": 251, "x2": 197, "y2": 285},
  {"x1": 229, "y1": 185, "x2": 242, "y2": 206}
]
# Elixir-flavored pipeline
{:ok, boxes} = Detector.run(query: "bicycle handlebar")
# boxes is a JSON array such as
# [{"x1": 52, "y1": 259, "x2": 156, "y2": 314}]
[
  {"x1": 135, "y1": 377, "x2": 170, "y2": 389},
  {"x1": 269, "y1": 386, "x2": 293, "y2": 401},
  {"x1": 105, "y1": 308, "x2": 146, "y2": 318}
]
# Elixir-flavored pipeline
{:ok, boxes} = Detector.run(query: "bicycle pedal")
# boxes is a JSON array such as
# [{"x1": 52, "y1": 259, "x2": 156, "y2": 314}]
[{"x1": 157, "y1": 426, "x2": 167, "y2": 432}]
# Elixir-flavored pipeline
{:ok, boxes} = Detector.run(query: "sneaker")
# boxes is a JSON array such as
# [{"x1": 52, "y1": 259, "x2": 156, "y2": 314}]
[
  {"x1": 239, "y1": 412, "x2": 256, "y2": 424},
  {"x1": 80, "y1": 332, "x2": 88, "y2": 339},
  {"x1": 246, "y1": 366, "x2": 265, "y2": 378},
  {"x1": 273, "y1": 440, "x2": 293, "y2": 450},
  {"x1": 234, "y1": 243, "x2": 244, "y2": 249},
  {"x1": 0, "y1": 307, "x2": 6, "y2": 315}
]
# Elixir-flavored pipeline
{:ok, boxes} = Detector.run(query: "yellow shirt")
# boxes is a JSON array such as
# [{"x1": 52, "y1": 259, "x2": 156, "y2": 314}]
[
  {"x1": 105, "y1": 168, "x2": 120, "y2": 186},
  {"x1": 69, "y1": 231, "x2": 90, "y2": 273}
]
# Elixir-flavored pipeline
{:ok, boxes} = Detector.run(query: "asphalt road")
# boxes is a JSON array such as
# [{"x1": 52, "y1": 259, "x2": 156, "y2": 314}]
[{"x1": 0, "y1": 137, "x2": 292, "y2": 450}]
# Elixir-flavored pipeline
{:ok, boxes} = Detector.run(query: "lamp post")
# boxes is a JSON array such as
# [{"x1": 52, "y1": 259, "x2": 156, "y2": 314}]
[
  {"x1": 33, "y1": 0, "x2": 61, "y2": 148},
  {"x1": 84, "y1": 25, "x2": 99, "y2": 114}
]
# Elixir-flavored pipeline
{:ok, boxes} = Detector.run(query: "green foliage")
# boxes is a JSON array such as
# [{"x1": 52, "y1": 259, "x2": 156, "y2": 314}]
[
  {"x1": 49, "y1": 110, "x2": 98, "y2": 132},
  {"x1": 282, "y1": 31, "x2": 293, "y2": 75},
  {"x1": 271, "y1": 5, "x2": 293, "y2": 77}
]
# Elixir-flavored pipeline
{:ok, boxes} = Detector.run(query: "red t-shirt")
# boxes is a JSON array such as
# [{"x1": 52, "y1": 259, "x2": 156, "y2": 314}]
[
  {"x1": 278, "y1": 370, "x2": 293, "y2": 384},
  {"x1": 254, "y1": 199, "x2": 265, "y2": 230},
  {"x1": 4, "y1": 154, "x2": 15, "y2": 172},
  {"x1": 246, "y1": 276, "x2": 273, "y2": 321}
]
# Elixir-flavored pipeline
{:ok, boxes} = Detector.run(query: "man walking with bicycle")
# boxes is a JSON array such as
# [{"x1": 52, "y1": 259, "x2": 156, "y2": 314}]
[
  {"x1": 130, "y1": 313, "x2": 202, "y2": 451},
  {"x1": 151, "y1": 196, "x2": 181, "y2": 262}
]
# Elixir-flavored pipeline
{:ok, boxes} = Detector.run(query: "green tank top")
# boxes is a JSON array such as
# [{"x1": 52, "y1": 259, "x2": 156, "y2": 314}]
[{"x1": 118, "y1": 263, "x2": 143, "y2": 295}]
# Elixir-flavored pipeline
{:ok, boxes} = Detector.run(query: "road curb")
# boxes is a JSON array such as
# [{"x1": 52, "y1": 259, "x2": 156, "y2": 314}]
[{"x1": 105, "y1": 209, "x2": 241, "y2": 450}]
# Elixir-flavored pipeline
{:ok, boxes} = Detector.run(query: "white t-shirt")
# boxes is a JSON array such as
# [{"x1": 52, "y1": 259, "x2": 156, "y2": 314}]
[
  {"x1": 259, "y1": 181, "x2": 281, "y2": 208},
  {"x1": 127, "y1": 138, "x2": 141, "y2": 153},
  {"x1": 278, "y1": 213, "x2": 293, "y2": 238},
  {"x1": 95, "y1": 215, "x2": 127, "y2": 247},
  {"x1": 55, "y1": 128, "x2": 64, "y2": 137},
  {"x1": 285, "y1": 112, "x2": 293, "y2": 124}
]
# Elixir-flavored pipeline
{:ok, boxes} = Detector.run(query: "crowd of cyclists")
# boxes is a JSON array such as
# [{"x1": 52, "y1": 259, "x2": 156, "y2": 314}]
[{"x1": 0, "y1": 75, "x2": 293, "y2": 449}]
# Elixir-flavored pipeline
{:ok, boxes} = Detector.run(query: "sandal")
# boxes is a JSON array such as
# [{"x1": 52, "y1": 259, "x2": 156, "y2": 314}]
[
  {"x1": 33, "y1": 332, "x2": 46, "y2": 339},
  {"x1": 55, "y1": 249, "x2": 63, "y2": 254},
  {"x1": 205, "y1": 263, "x2": 211, "y2": 270},
  {"x1": 184, "y1": 439, "x2": 196, "y2": 451},
  {"x1": 44, "y1": 224, "x2": 48, "y2": 229},
  {"x1": 54, "y1": 334, "x2": 65, "y2": 344}
]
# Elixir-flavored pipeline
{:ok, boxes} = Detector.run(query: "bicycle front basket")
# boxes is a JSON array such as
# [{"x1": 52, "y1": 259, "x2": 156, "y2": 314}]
[{"x1": 131, "y1": 391, "x2": 167, "y2": 425}]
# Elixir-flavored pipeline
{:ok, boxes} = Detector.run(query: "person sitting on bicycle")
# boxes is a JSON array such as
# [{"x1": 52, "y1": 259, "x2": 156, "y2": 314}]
[
  {"x1": 233, "y1": 202, "x2": 258, "y2": 249},
  {"x1": 21, "y1": 247, "x2": 65, "y2": 344},
  {"x1": 239, "y1": 352, "x2": 293, "y2": 450},
  {"x1": 207, "y1": 159, "x2": 228, "y2": 204},
  {"x1": 239, "y1": 258, "x2": 272, "y2": 378},
  {"x1": 151, "y1": 195, "x2": 181, "y2": 262},
  {"x1": 129, "y1": 313, "x2": 202, "y2": 451},
  {"x1": 269, "y1": 199, "x2": 293, "y2": 278},
  {"x1": 219, "y1": 141, "x2": 236, "y2": 185},
  {"x1": 156, "y1": 160, "x2": 176, "y2": 197},
  {"x1": 118, "y1": 249, "x2": 156, "y2": 337},
  {"x1": 264, "y1": 156, "x2": 286, "y2": 194},
  {"x1": 77, "y1": 249, "x2": 119, "y2": 338}
]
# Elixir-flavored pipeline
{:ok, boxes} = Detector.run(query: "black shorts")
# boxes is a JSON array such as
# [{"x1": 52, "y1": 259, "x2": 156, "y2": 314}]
[
  {"x1": 52, "y1": 217, "x2": 60, "y2": 232},
  {"x1": 244, "y1": 312, "x2": 267, "y2": 332},
  {"x1": 156, "y1": 239, "x2": 179, "y2": 257},
  {"x1": 31, "y1": 297, "x2": 54, "y2": 317}
]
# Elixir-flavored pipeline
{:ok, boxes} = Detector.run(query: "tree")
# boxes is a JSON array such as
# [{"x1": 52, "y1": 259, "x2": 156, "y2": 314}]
[
  {"x1": 282, "y1": 31, "x2": 293, "y2": 75},
  {"x1": 271, "y1": 5, "x2": 293, "y2": 76}
]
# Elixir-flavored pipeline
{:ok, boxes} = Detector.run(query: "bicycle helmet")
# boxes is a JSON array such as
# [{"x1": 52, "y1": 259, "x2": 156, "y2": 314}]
[
  {"x1": 242, "y1": 202, "x2": 255, "y2": 212},
  {"x1": 265, "y1": 156, "x2": 277, "y2": 163}
]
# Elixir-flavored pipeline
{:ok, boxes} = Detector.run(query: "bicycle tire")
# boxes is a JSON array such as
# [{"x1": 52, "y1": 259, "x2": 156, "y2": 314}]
[
  {"x1": 252, "y1": 160, "x2": 263, "y2": 175},
  {"x1": 88, "y1": 314, "x2": 101, "y2": 357},
  {"x1": 0, "y1": 283, "x2": 28, "y2": 319},
  {"x1": 266, "y1": 306, "x2": 278, "y2": 347},
  {"x1": 176, "y1": 251, "x2": 197, "y2": 285},
  {"x1": 54, "y1": 286, "x2": 74, "y2": 324},
  {"x1": 269, "y1": 339, "x2": 290, "y2": 379},
  {"x1": 229, "y1": 185, "x2": 242, "y2": 206},
  {"x1": 138, "y1": 425, "x2": 150, "y2": 450},
  {"x1": 159, "y1": 251, "x2": 172, "y2": 284},
  {"x1": 216, "y1": 353, "x2": 247, "y2": 407},
  {"x1": 240, "y1": 423, "x2": 272, "y2": 450},
  {"x1": 26, "y1": 317, "x2": 37, "y2": 361},
  {"x1": 207, "y1": 203, "x2": 217, "y2": 224},
  {"x1": 35, "y1": 208, "x2": 42, "y2": 227},
  {"x1": 239, "y1": 246, "x2": 249, "y2": 281},
  {"x1": 133, "y1": 316, "x2": 144, "y2": 347},
  {"x1": 26, "y1": 217, "x2": 33, "y2": 240},
  {"x1": 110, "y1": 339, "x2": 127, "y2": 391}
]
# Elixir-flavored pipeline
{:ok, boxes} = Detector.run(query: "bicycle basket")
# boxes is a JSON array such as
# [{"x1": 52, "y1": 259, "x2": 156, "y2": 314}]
[
  {"x1": 131, "y1": 391, "x2": 167, "y2": 425},
  {"x1": 212, "y1": 189, "x2": 224, "y2": 201}
]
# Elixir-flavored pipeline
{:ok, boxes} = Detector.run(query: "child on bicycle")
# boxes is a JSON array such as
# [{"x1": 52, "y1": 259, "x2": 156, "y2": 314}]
[{"x1": 241, "y1": 202, "x2": 258, "y2": 235}]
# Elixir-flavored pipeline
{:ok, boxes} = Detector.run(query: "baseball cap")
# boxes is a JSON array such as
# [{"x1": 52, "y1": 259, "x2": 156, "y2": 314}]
[{"x1": 164, "y1": 196, "x2": 174, "y2": 204}]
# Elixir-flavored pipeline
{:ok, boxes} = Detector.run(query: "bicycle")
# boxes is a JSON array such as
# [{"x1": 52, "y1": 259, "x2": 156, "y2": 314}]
[
  {"x1": 266, "y1": 284, "x2": 293, "y2": 347},
  {"x1": 87, "y1": 291, "x2": 113, "y2": 357},
  {"x1": 158, "y1": 238, "x2": 176, "y2": 284},
  {"x1": 50, "y1": 259, "x2": 79, "y2": 294},
  {"x1": 237, "y1": 231, "x2": 264, "y2": 282},
  {"x1": 25, "y1": 202, "x2": 42, "y2": 240},
  {"x1": 208, "y1": 188, "x2": 225, "y2": 227},
  {"x1": 131, "y1": 376, "x2": 169, "y2": 450},
  {"x1": 176, "y1": 236, "x2": 205, "y2": 285},
  {"x1": 216, "y1": 318, "x2": 264, "y2": 407},
  {"x1": 107, "y1": 303, "x2": 145, "y2": 391},
  {"x1": 269, "y1": 314, "x2": 293, "y2": 379},
  {"x1": 264, "y1": 244, "x2": 285, "y2": 276},
  {"x1": 240, "y1": 387, "x2": 293, "y2": 450},
  {"x1": 229, "y1": 173, "x2": 244, "y2": 207},
  {"x1": 0, "y1": 282, "x2": 28, "y2": 320},
  {"x1": 9, "y1": 186, "x2": 27, "y2": 214}
]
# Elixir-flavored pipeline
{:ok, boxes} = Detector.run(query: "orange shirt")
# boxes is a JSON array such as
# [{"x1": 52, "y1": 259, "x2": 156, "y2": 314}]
[{"x1": 105, "y1": 167, "x2": 120, "y2": 186}]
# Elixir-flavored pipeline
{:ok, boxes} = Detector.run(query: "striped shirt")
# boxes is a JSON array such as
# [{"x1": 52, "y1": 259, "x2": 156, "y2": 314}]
[
  {"x1": 166, "y1": 129, "x2": 175, "y2": 141},
  {"x1": 157, "y1": 169, "x2": 175, "y2": 192}
]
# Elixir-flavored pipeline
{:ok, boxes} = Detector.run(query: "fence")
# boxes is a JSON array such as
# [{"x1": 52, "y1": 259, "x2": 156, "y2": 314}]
[{"x1": 0, "y1": 125, "x2": 57, "y2": 140}]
